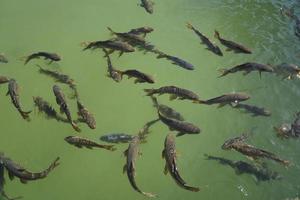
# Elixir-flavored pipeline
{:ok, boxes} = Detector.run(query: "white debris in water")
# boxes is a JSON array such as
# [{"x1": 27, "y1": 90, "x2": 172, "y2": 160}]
[{"x1": 237, "y1": 185, "x2": 248, "y2": 197}]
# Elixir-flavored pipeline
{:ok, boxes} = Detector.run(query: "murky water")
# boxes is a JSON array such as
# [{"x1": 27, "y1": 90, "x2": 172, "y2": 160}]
[{"x1": 1, "y1": 0, "x2": 300, "y2": 199}]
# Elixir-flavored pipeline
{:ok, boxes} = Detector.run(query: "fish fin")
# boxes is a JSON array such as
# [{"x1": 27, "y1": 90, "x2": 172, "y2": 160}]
[
  {"x1": 169, "y1": 127, "x2": 175, "y2": 131},
  {"x1": 123, "y1": 149, "x2": 128, "y2": 157},
  {"x1": 214, "y1": 30, "x2": 220, "y2": 39},
  {"x1": 118, "y1": 51, "x2": 124, "y2": 57},
  {"x1": 107, "y1": 27, "x2": 115, "y2": 35},
  {"x1": 259, "y1": 71, "x2": 262, "y2": 79},
  {"x1": 144, "y1": 89, "x2": 155, "y2": 96},
  {"x1": 75, "y1": 144, "x2": 83, "y2": 148},
  {"x1": 71, "y1": 122, "x2": 81, "y2": 132},
  {"x1": 163, "y1": 164, "x2": 168, "y2": 175},
  {"x1": 20, "y1": 179, "x2": 27, "y2": 184},
  {"x1": 186, "y1": 22, "x2": 194, "y2": 30},
  {"x1": 218, "y1": 68, "x2": 228, "y2": 77},
  {"x1": 85, "y1": 146, "x2": 93, "y2": 149},
  {"x1": 176, "y1": 132, "x2": 186, "y2": 137},
  {"x1": 225, "y1": 48, "x2": 232, "y2": 51},
  {"x1": 6, "y1": 90, "x2": 9, "y2": 96},
  {"x1": 123, "y1": 164, "x2": 127, "y2": 174},
  {"x1": 169, "y1": 94, "x2": 177, "y2": 101},
  {"x1": 242, "y1": 70, "x2": 251, "y2": 76},
  {"x1": 217, "y1": 103, "x2": 226, "y2": 108},
  {"x1": 8, "y1": 172, "x2": 14, "y2": 180},
  {"x1": 161, "y1": 149, "x2": 165, "y2": 159}
]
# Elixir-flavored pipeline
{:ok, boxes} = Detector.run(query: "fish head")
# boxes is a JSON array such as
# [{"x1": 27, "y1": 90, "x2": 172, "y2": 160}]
[
  {"x1": 143, "y1": 27, "x2": 154, "y2": 33},
  {"x1": 274, "y1": 123, "x2": 291, "y2": 137},
  {"x1": 221, "y1": 138, "x2": 236, "y2": 150},
  {"x1": 64, "y1": 136, "x2": 73, "y2": 143},
  {"x1": 237, "y1": 93, "x2": 251, "y2": 101},
  {"x1": 214, "y1": 47, "x2": 223, "y2": 56},
  {"x1": 52, "y1": 53, "x2": 61, "y2": 61}
]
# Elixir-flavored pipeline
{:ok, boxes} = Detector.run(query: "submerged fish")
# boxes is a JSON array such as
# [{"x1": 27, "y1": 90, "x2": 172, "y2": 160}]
[
  {"x1": 222, "y1": 134, "x2": 290, "y2": 166},
  {"x1": 121, "y1": 69, "x2": 154, "y2": 84},
  {"x1": 83, "y1": 40, "x2": 135, "y2": 57},
  {"x1": 6, "y1": 79, "x2": 31, "y2": 120},
  {"x1": 162, "y1": 133, "x2": 200, "y2": 192},
  {"x1": 104, "y1": 51, "x2": 123, "y2": 82},
  {"x1": 123, "y1": 136, "x2": 156, "y2": 197},
  {"x1": 128, "y1": 27, "x2": 154, "y2": 37},
  {"x1": 214, "y1": 30, "x2": 252, "y2": 54},
  {"x1": 65, "y1": 136, "x2": 115, "y2": 151},
  {"x1": 158, "y1": 111, "x2": 200, "y2": 137},
  {"x1": 137, "y1": 119, "x2": 160, "y2": 140},
  {"x1": 144, "y1": 86, "x2": 200, "y2": 102},
  {"x1": 0, "y1": 154, "x2": 59, "y2": 183},
  {"x1": 52, "y1": 85, "x2": 80, "y2": 132},
  {"x1": 140, "y1": 0, "x2": 154, "y2": 14},
  {"x1": 186, "y1": 22, "x2": 223, "y2": 56},
  {"x1": 33, "y1": 96, "x2": 68, "y2": 122},
  {"x1": 36, "y1": 65, "x2": 75, "y2": 86},
  {"x1": 199, "y1": 92, "x2": 250, "y2": 107},
  {"x1": 274, "y1": 112, "x2": 300, "y2": 138},
  {"x1": 100, "y1": 133, "x2": 134, "y2": 144},
  {"x1": 107, "y1": 27, "x2": 146, "y2": 46},
  {"x1": 274, "y1": 63, "x2": 300, "y2": 80},
  {"x1": 77, "y1": 101, "x2": 96, "y2": 129},
  {"x1": 0, "y1": 76, "x2": 10, "y2": 84},
  {"x1": 232, "y1": 103, "x2": 271, "y2": 117},
  {"x1": 24, "y1": 52, "x2": 61, "y2": 65},
  {"x1": 0, "y1": 54, "x2": 8, "y2": 63},
  {"x1": 153, "y1": 50, "x2": 195, "y2": 70},
  {"x1": 219, "y1": 62, "x2": 274, "y2": 77},
  {"x1": 205, "y1": 155, "x2": 281, "y2": 182},
  {"x1": 151, "y1": 96, "x2": 185, "y2": 121}
]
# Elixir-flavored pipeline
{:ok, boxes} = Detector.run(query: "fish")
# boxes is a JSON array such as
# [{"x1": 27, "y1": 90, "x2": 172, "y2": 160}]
[
  {"x1": 162, "y1": 133, "x2": 200, "y2": 192},
  {"x1": 24, "y1": 52, "x2": 61, "y2": 65},
  {"x1": 36, "y1": 65, "x2": 75, "y2": 86},
  {"x1": 6, "y1": 79, "x2": 31, "y2": 120},
  {"x1": 151, "y1": 96, "x2": 185, "y2": 121},
  {"x1": 199, "y1": 92, "x2": 250, "y2": 107},
  {"x1": 123, "y1": 136, "x2": 156, "y2": 197},
  {"x1": 186, "y1": 22, "x2": 223, "y2": 56},
  {"x1": 100, "y1": 133, "x2": 134, "y2": 144},
  {"x1": 0, "y1": 54, "x2": 8, "y2": 63},
  {"x1": 76, "y1": 101, "x2": 96, "y2": 129},
  {"x1": 153, "y1": 50, "x2": 195, "y2": 70},
  {"x1": 104, "y1": 51, "x2": 123, "y2": 82},
  {"x1": 205, "y1": 155, "x2": 281, "y2": 182},
  {"x1": 232, "y1": 103, "x2": 271, "y2": 117},
  {"x1": 82, "y1": 39, "x2": 135, "y2": 57},
  {"x1": 137, "y1": 119, "x2": 160, "y2": 140},
  {"x1": 219, "y1": 62, "x2": 274, "y2": 77},
  {"x1": 121, "y1": 69, "x2": 155, "y2": 84},
  {"x1": 0, "y1": 76, "x2": 10, "y2": 84},
  {"x1": 107, "y1": 27, "x2": 146, "y2": 46},
  {"x1": 222, "y1": 134, "x2": 290, "y2": 166},
  {"x1": 140, "y1": 0, "x2": 154, "y2": 14},
  {"x1": 0, "y1": 154, "x2": 59, "y2": 183},
  {"x1": 214, "y1": 30, "x2": 252, "y2": 54},
  {"x1": 274, "y1": 63, "x2": 300, "y2": 80},
  {"x1": 128, "y1": 27, "x2": 154, "y2": 37},
  {"x1": 65, "y1": 136, "x2": 116, "y2": 151},
  {"x1": 33, "y1": 96, "x2": 68, "y2": 122},
  {"x1": 144, "y1": 86, "x2": 200, "y2": 102},
  {"x1": 52, "y1": 85, "x2": 81, "y2": 132},
  {"x1": 275, "y1": 112, "x2": 300, "y2": 138},
  {"x1": 158, "y1": 111, "x2": 200, "y2": 137}
]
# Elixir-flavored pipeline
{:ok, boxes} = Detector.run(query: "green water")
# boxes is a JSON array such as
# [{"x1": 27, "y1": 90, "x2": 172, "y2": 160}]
[{"x1": 1, "y1": 0, "x2": 300, "y2": 199}]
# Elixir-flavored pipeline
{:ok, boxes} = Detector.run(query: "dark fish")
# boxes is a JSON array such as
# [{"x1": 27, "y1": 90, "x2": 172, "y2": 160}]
[
  {"x1": 52, "y1": 85, "x2": 80, "y2": 132},
  {"x1": 100, "y1": 133, "x2": 134, "y2": 144},
  {"x1": 123, "y1": 136, "x2": 156, "y2": 197},
  {"x1": 214, "y1": 30, "x2": 252, "y2": 54},
  {"x1": 144, "y1": 86, "x2": 200, "y2": 102},
  {"x1": 186, "y1": 22, "x2": 223, "y2": 56},
  {"x1": 107, "y1": 27, "x2": 146, "y2": 46},
  {"x1": 0, "y1": 154, "x2": 59, "y2": 183},
  {"x1": 65, "y1": 136, "x2": 115, "y2": 151},
  {"x1": 232, "y1": 103, "x2": 271, "y2": 117},
  {"x1": 158, "y1": 111, "x2": 200, "y2": 137},
  {"x1": 104, "y1": 51, "x2": 123, "y2": 82},
  {"x1": 219, "y1": 62, "x2": 274, "y2": 78},
  {"x1": 275, "y1": 112, "x2": 300, "y2": 138},
  {"x1": 140, "y1": 0, "x2": 154, "y2": 14},
  {"x1": 0, "y1": 54, "x2": 8, "y2": 63},
  {"x1": 121, "y1": 69, "x2": 154, "y2": 84},
  {"x1": 162, "y1": 133, "x2": 200, "y2": 192},
  {"x1": 153, "y1": 50, "x2": 194, "y2": 70},
  {"x1": 151, "y1": 96, "x2": 184, "y2": 121},
  {"x1": 77, "y1": 101, "x2": 96, "y2": 129},
  {"x1": 128, "y1": 27, "x2": 154, "y2": 37},
  {"x1": 275, "y1": 63, "x2": 300, "y2": 80},
  {"x1": 82, "y1": 40, "x2": 135, "y2": 56},
  {"x1": 24, "y1": 52, "x2": 61, "y2": 65},
  {"x1": 33, "y1": 96, "x2": 68, "y2": 122},
  {"x1": 205, "y1": 155, "x2": 281, "y2": 182},
  {"x1": 0, "y1": 76, "x2": 10, "y2": 84},
  {"x1": 6, "y1": 79, "x2": 31, "y2": 120},
  {"x1": 199, "y1": 92, "x2": 250, "y2": 107},
  {"x1": 222, "y1": 134, "x2": 290, "y2": 166}
]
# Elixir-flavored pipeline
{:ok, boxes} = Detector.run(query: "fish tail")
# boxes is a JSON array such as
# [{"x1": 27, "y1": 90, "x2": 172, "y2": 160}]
[
  {"x1": 142, "y1": 192, "x2": 157, "y2": 198},
  {"x1": 144, "y1": 89, "x2": 156, "y2": 96},
  {"x1": 183, "y1": 185, "x2": 200, "y2": 192},
  {"x1": 45, "y1": 157, "x2": 60, "y2": 175},
  {"x1": 80, "y1": 41, "x2": 90, "y2": 50},
  {"x1": 19, "y1": 110, "x2": 32, "y2": 121},
  {"x1": 71, "y1": 121, "x2": 81, "y2": 132},
  {"x1": 102, "y1": 144, "x2": 117, "y2": 151},
  {"x1": 107, "y1": 27, "x2": 115, "y2": 35},
  {"x1": 218, "y1": 68, "x2": 229, "y2": 77},
  {"x1": 186, "y1": 22, "x2": 194, "y2": 30},
  {"x1": 214, "y1": 30, "x2": 220, "y2": 39},
  {"x1": 150, "y1": 96, "x2": 159, "y2": 108}
]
